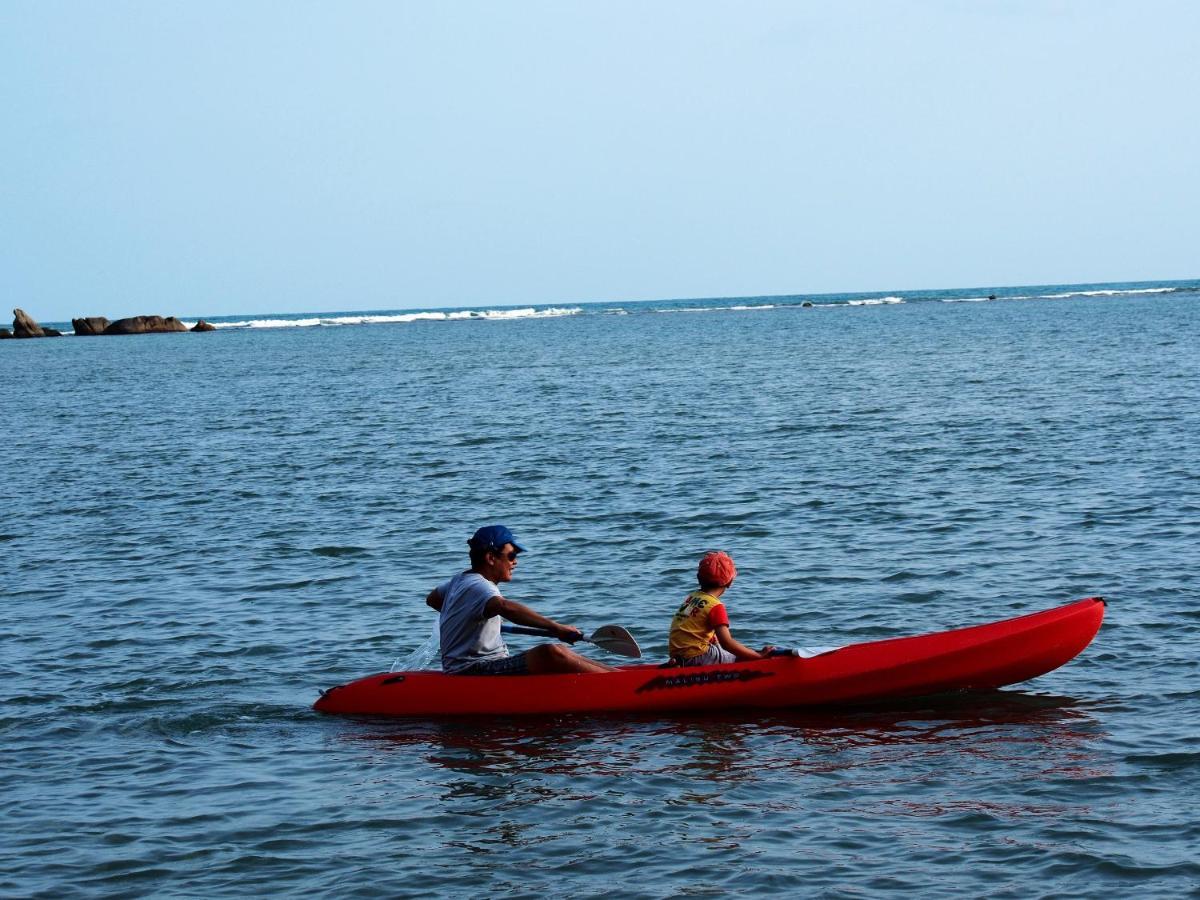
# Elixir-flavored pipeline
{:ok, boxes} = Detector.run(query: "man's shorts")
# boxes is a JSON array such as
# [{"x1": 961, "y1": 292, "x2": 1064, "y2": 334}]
[{"x1": 455, "y1": 652, "x2": 531, "y2": 676}]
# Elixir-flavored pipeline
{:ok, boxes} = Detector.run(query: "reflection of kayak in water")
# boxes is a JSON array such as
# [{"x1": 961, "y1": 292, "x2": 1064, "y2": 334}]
[{"x1": 313, "y1": 597, "x2": 1105, "y2": 718}]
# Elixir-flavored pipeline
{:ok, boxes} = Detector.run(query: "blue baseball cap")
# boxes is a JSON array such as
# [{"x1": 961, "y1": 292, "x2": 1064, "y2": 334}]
[{"x1": 468, "y1": 525, "x2": 526, "y2": 553}]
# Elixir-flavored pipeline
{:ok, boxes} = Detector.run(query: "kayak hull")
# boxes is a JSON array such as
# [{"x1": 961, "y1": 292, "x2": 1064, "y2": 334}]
[{"x1": 313, "y1": 597, "x2": 1105, "y2": 718}]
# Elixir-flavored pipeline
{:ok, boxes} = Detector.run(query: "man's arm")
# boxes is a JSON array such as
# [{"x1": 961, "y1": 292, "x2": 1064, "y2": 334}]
[
  {"x1": 426, "y1": 588, "x2": 444, "y2": 612},
  {"x1": 485, "y1": 595, "x2": 583, "y2": 642}
]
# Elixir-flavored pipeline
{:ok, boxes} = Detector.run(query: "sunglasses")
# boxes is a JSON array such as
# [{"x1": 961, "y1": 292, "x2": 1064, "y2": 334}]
[{"x1": 490, "y1": 549, "x2": 519, "y2": 561}]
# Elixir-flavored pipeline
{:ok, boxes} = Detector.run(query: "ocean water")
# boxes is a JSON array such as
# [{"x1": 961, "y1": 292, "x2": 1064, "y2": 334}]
[{"x1": 2, "y1": 280, "x2": 1198, "y2": 897}]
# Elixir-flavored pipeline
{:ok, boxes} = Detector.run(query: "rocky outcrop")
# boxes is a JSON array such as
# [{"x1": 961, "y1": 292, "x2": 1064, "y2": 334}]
[
  {"x1": 4, "y1": 310, "x2": 217, "y2": 342},
  {"x1": 12, "y1": 308, "x2": 55, "y2": 338},
  {"x1": 72, "y1": 317, "x2": 111, "y2": 336},
  {"x1": 103, "y1": 315, "x2": 189, "y2": 335}
]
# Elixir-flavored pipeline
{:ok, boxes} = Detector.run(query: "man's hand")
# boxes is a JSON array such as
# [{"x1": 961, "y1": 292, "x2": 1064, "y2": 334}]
[
  {"x1": 556, "y1": 625, "x2": 584, "y2": 644},
  {"x1": 758, "y1": 645, "x2": 777, "y2": 658}
]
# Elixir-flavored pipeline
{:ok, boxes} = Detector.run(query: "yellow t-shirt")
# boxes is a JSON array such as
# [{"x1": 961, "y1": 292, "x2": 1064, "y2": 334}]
[{"x1": 668, "y1": 591, "x2": 730, "y2": 660}]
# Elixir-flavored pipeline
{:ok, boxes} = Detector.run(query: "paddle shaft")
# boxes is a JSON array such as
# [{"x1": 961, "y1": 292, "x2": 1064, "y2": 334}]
[
  {"x1": 500, "y1": 623, "x2": 642, "y2": 658},
  {"x1": 502, "y1": 624, "x2": 581, "y2": 642}
]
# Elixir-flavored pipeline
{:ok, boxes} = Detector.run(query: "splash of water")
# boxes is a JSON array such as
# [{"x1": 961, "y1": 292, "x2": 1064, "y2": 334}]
[{"x1": 391, "y1": 621, "x2": 440, "y2": 672}]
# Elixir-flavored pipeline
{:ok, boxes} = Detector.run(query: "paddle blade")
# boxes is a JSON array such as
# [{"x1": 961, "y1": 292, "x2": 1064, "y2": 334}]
[{"x1": 587, "y1": 625, "x2": 641, "y2": 658}]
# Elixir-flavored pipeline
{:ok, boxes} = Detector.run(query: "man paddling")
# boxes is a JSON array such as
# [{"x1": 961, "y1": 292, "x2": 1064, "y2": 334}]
[{"x1": 425, "y1": 525, "x2": 614, "y2": 675}]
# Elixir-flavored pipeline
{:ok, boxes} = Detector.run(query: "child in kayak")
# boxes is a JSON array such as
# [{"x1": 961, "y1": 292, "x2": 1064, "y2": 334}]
[{"x1": 668, "y1": 551, "x2": 775, "y2": 665}]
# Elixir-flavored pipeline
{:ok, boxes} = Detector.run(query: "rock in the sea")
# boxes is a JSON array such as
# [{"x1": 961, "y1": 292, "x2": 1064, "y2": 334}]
[
  {"x1": 12, "y1": 308, "x2": 46, "y2": 338},
  {"x1": 72, "y1": 317, "x2": 111, "y2": 336},
  {"x1": 191, "y1": 319, "x2": 216, "y2": 332},
  {"x1": 0, "y1": 328, "x2": 12, "y2": 339},
  {"x1": 43, "y1": 327, "x2": 63, "y2": 336},
  {"x1": 103, "y1": 315, "x2": 189, "y2": 335}
]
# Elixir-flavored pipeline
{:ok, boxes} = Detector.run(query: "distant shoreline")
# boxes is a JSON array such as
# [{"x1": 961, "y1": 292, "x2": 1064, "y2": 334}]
[{"x1": 18, "y1": 277, "x2": 1200, "y2": 335}]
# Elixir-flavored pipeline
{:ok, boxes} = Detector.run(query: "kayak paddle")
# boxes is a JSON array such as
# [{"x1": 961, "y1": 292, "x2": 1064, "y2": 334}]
[{"x1": 501, "y1": 623, "x2": 642, "y2": 659}]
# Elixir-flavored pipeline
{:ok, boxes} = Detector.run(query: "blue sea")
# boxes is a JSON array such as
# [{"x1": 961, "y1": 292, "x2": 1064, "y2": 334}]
[{"x1": 3, "y1": 279, "x2": 1198, "y2": 897}]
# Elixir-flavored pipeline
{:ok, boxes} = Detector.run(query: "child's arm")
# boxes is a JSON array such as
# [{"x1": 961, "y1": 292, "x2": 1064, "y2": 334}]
[{"x1": 713, "y1": 625, "x2": 775, "y2": 661}]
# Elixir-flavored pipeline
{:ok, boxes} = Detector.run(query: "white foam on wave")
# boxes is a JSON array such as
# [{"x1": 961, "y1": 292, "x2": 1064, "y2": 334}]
[
  {"x1": 658, "y1": 303, "x2": 777, "y2": 314},
  {"x1": 1040, "y1": 287, "x2": 1177, "y2": 299},
  {"x1": 447, "y1": 306, "x2": 583, "y2": 321},
  {"x1": 847, "y1": 296, "x2": 905, "y2": 306},
  {"x1": 976, "y1": 287, "x2": 1179, "y2": 303},
  {"x1": 181, "y1": 284, "x2": 1185, "y2": 331},
  {"x1": 217, "y1": 317, "x2": 327, "y2": 328},
  {"x1": 212, "y1": 306, "x2": 582, "y2": 329}
]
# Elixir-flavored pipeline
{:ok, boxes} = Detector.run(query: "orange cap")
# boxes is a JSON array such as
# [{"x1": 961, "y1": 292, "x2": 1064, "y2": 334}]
[{"x1": 697, "y1": 551, "x2": 737, "y2": 588}]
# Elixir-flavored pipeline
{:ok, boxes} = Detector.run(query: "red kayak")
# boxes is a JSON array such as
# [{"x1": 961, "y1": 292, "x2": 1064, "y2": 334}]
[{"x1": 313, "y1": 597, "x2": 1104, "y2": 717}]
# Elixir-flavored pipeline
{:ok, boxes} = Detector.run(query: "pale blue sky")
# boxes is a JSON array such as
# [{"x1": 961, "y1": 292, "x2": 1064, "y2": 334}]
[{"x1": 3, "y1": 1, "x2": 1197, "y2": 321}]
